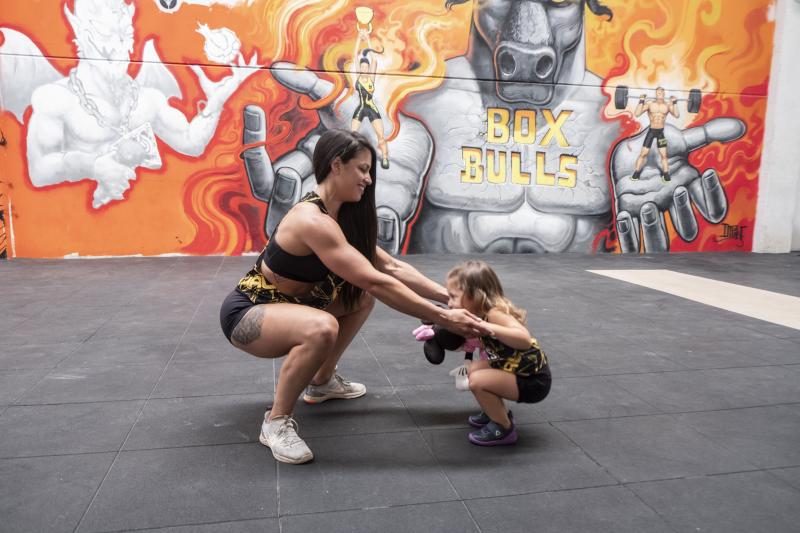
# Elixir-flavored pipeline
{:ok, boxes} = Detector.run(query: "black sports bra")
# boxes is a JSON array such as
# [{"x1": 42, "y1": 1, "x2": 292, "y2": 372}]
[{"x1": 258, "y1": 192, "x2": 330, "y2": 283}]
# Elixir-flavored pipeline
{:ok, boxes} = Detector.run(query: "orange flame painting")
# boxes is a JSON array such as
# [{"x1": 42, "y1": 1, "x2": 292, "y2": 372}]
[{"x1": 0, "y1": 0, "x2": 775, "y2": 257}]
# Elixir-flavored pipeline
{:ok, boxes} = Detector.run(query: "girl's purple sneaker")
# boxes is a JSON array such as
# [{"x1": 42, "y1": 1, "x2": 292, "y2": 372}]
[
  {"x1": 468, "y1": 410, "x2": 513, "y2": 428},
  {"x1": 468, "y1": 420, "x2": 518, "y2": 446}
]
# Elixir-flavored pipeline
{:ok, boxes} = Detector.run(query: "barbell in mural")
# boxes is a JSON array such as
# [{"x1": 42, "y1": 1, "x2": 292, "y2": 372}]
[{"x1": 614, "y1": 86, "x2": 703, "y2": 114}]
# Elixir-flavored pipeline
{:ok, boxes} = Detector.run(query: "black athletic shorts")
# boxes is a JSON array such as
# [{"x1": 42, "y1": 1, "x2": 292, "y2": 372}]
[
  {"x1": 220, "y1": 273, "x2": 343, "y2": 344},
  {"x1": 353, "y1": 105, "x2": 381, "y2": 123},
  {"x1": 643, "y1": 127, "x2": 667, "y2": 149},
  {"x1": 219, "y1": 289, "x2": 256, "y2": 343},
  {"x1": 516, "y1": 371, "x2": 551, "y2": 404}
]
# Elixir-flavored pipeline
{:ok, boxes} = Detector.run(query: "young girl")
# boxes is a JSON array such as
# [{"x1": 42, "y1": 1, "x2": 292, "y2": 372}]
[{"x1": 446, "y1": 260, "x2": 551, "y2": 446}]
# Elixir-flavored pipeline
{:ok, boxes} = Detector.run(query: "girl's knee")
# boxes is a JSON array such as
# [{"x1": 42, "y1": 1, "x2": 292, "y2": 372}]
[
  {"x1": 467, "y1": 360, "x2": 489, "y2": 376},
  {"x1": 468, "y1": 370, "x2": 489, "y2": 393}
]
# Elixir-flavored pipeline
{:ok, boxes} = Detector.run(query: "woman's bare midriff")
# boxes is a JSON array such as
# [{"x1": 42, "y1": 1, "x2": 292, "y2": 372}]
[{"x1": 259, "y1": 261, "x2": 317, "y2": 298}]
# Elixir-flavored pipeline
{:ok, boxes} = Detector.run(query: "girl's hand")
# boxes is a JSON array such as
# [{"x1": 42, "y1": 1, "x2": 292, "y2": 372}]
[{"x1": 440, "y1": 309, "x2": 492, "y2": 338}]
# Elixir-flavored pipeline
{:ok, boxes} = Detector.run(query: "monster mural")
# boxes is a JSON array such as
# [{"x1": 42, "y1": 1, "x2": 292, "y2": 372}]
[
  {"x1": 0, "y1": 0, "x2": 774, "y2": 258},
  {"x1": 2, "y1": 0, "x2": 258, "y2": 209}
]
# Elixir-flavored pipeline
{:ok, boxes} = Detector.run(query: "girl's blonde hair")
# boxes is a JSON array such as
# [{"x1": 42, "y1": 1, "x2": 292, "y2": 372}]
[{"x1": 446, "y1": 260, "x2": 526, "y2": 324}]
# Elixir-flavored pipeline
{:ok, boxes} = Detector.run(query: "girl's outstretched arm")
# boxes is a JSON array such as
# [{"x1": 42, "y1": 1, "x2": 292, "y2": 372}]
[{"x1": 484, "y1": 308, "x2": 532, "y2": 350}]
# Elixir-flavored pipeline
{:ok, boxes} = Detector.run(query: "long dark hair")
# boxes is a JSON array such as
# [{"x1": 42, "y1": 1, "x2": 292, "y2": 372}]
[{"x1": 313, "y1": 129, "x2": 378, "y2": 310}]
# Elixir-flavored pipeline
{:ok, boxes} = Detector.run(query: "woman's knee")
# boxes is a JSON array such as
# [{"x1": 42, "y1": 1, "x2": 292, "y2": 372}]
[{"x1": 306, "y1": 313, "x2": 340, "y2": 349}]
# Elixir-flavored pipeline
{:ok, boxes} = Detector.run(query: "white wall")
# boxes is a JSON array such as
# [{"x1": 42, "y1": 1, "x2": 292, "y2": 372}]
[
  {"x1": 754, "y1": 0, "x2": 800, "y2": 252},
  {"x1": 794, "y1": 166, "x2": 800, "y2": 250}
]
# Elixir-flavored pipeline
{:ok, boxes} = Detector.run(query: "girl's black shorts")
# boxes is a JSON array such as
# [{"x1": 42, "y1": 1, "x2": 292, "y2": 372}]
[{"x1": 516, "y1": 372, "x2": 551, "y2": 404}]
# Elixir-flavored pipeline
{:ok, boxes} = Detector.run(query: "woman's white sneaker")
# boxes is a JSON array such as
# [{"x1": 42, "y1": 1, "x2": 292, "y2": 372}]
[
  {"x1": 303, "y1": 373, "x2": 366, "y2": 404},
  {"x1": 259, "y1": 411, "x2": 313, "y2": 464}
]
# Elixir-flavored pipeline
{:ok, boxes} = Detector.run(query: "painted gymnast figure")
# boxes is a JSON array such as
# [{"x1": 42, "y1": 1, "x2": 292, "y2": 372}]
[
  {"x1": 350, "y1": 28, "x2": 390, "y2": 169},
  {"x1": 220, "y1": 129, "x2": 490, "y2": 464}
]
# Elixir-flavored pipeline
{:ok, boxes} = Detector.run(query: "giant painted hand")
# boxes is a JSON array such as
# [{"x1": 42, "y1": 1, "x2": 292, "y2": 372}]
[
  {"x1": 610, "y1": 118, "x2": 745, "y2": 252},
  {"x1": 240, "y1": 62, "x2": 433, "y2": 254}
]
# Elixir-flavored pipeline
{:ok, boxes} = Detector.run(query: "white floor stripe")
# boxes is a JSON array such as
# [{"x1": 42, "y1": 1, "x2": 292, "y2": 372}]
[{"x1": 588, "y1": 269, "x2": 800, "y2": 330}]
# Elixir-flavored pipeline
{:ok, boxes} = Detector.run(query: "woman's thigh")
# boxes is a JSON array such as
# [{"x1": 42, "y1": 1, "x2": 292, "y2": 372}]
[
  {"x1": 231, "y1": 303, "x2": 338, "y2": 358},
  {"x1": 469, "y1": 368, "x2": 519, "y2": 401}
]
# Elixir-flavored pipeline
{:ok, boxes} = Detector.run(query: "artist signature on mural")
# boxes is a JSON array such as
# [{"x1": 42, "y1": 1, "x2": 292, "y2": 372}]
[{"x1": 715, "y1": 223, "x2": 747, "y2": 246}]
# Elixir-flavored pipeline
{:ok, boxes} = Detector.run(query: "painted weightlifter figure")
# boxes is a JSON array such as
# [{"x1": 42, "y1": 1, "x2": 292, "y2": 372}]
[{"x1": 631, "y1": 87, "x2": 680, "y2": 182}]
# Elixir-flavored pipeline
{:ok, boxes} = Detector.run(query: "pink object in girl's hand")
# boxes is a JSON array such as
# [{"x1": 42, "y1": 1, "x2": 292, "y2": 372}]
[
  {"x1": 460, "y1": 338, "x2": 488, "y2": 360},
  {"x1": 412, "y1": 324, "x2": 435, "y2": 341},
  {"x1": 460, "y1": 337, "x2": 481, "y2": 353}
]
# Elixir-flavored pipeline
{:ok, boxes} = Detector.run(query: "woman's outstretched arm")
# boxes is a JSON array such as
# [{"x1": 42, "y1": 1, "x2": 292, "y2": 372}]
[
  {"x1": 375, "y1": 247, "x2": 447, "y2": 304},
  {"x1": 304, "y1": 214, "x2": 488, "y2": 337}
]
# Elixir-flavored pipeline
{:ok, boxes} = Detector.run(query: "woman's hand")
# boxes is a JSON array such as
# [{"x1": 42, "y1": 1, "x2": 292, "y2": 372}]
[{"x1": 440, "y1": 308, "x2": 493, "y2": 338}]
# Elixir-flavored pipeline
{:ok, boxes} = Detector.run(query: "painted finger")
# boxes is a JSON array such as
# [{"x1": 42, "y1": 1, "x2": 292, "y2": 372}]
[
  {"x1": 265, "y1": 166, "x2": 303, "y2": 238},
  {"x1": 640, "y1": 202, "x2": 669, "y2": 252},
  {"x1": 669, "y1": 185, "x2": 698, "y2": 241},
  {"x1": 271, "y1": 62, "x2": 331, "y2": 101},
  {"x1": 683, "y1": 118, "x2": 746, "y2": 152},
  {"x1": 701, "y1": 169, "x2": 728, "y2": 223},
  {"x1": 240, "y1": 105, "x2": 275, "y2": 202},
  {"x1": 271, "y1": 62, "x2": 352, "y2": 129},
  {"x1": 376, "y1": 205, "x2": 401, "y2": 255},
  {"x1": 688, "y1": 169, "x2": 728, "y2": 223},
  {"x1": 616, "y1": 210, "x2": 640, "y2": 253}
]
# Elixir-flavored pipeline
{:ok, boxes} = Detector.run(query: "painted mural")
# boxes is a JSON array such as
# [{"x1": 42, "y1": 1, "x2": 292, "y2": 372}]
[
  {"x1": 1, "y1": 127, "x2": 7, "y2": 259},
  {"x1": 0, "y1": 189, "x2": 7, "y2": 260},
  {"x1": 0, "y1": 0, "x2": 773, "y2": 257}
]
